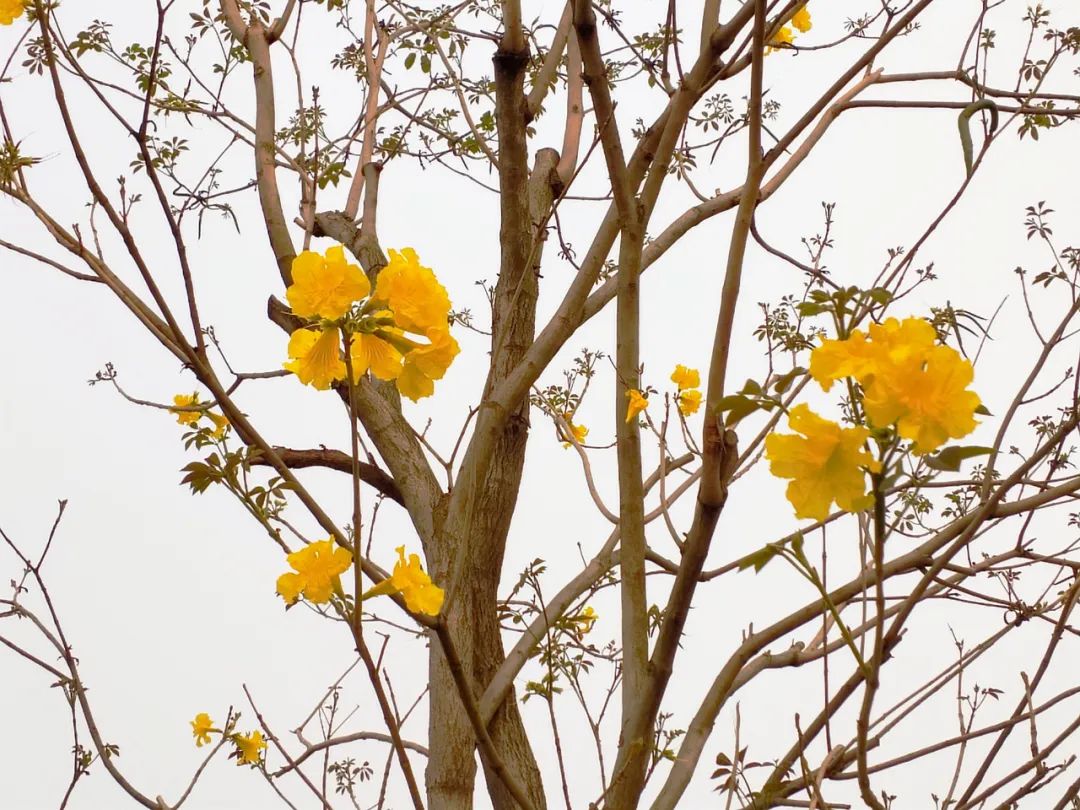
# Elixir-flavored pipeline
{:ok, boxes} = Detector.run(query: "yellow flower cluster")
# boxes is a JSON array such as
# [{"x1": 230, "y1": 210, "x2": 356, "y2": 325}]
[
  {"x1": 768, "y1": 3, "x2": 812, "y2": 53},
  {"x1": 364, "y1": 546, "x2": 444, "y2": 616},
  {"x1": 170, "y1": 393, "x2": 230, "y2": 439},
  {"x1": 766, "y1": 317, "x2": 981, "y2": 522},
  {"x1": 671, "y1": 364, "x2": 702, "y2": 416},
  {"x1": 810, "y1": 318, "x2": 981, "y2": 455},
  {"x1": 283, "y1": 246, "x2": 459, "y2": 401},
  {"x1": 276, "y1": 538, "x2": 353, "y2": 605},
  {"x1": 0, "y1": 0, "x2": 25, "y2": 26}
]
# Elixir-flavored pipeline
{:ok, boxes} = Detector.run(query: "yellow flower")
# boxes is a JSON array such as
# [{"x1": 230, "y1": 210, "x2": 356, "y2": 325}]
[
  {"x1": 791, "y1": 5, "x2": 812, "y2": 33},
  {"x1": 396, "y1": 328, "x2": 460, "y2": 402},
  {"x1": 286, "y1": 245, "x2": 370, "y2": 320},
  {"x1": 626, "y1": 389, "x2": 649, "y2": 423},
  {"x1": 561, "y1": 418, "x2": 589, "y2": 449},
  {"x1": 0, "y1": 0, "x2": 24, "y2": 26},
  {"x1": 670, "y1": 365, "x2": 700, "y2": 391},
  {"x1": 349, "y1": 332, "x2": 404, "y2": 381},
  {"x1": 364, "y1": 546, "x2": 444, "y2": 616},
  {"x1": 207, "y1": 412, "x2": 230, "y2": 439},
  {"x1": 284, "y1": 327, "x2": 346, "y2": 390},
  {"x1": 677, "y1": 389, "x2": 703, "y2": 416},
  {"x1": 862, "y1": 344, "x2": 981, "y2": 455},
  {"x1": 570, "y1": 606, "x2": 598, "y2": 637},
  {"x1": 233, "y1": 730, "x2": 267, "y2": 765},
  {"x1": 812, "y1": 318, "x2": 938, "y2": 392},
  {"x1": 171, "y1": 393, "x2": 202, "y2": 426},
  {"x1": 765, "y1": 404, "x2": 882, "y2": 522},
  {"x1": 767, "y1": 25, "x2": 794, "y2": 52},
  {"x1": 275, "y1": 539, "x2": 353, "y2": 605},
  {"x1": 190, "y1": 713, "x2": 218, "y2": 747},
  {"x1": 374, "y1": 248, "x2": 451, "y2": 334},
  {"x1": 809, "y1": 318, "x2": 980, "y2": 454}
]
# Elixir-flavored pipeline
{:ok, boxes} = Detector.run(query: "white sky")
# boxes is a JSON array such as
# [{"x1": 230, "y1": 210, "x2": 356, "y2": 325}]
[{"x1": 4, "y1": 1, "x2": 1080, "y2": 808}]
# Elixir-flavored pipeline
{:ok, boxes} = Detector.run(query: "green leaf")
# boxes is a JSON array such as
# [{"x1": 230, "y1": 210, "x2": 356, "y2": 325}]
[
  {"x1": 740, "y1": 378, "x2": 762, "y2": 396},
  {"x1": 715, "y1": 394, "x2": 760, "y2": 428},
  {"x1": 771, "y1": 367, "x2": 806, "y2": 394},
  {"x1": 737, "y1": 544, "x2": 781, "y2": 573},
  {"x1": 923, "y1": 445, "x2": 994, "y2": 472},
  {"x1": 797, "y1": 302, "x2": 827, "y2": 317},
  {"x1": 975, "y1": 403, "x2": 993, "y2": 416}
]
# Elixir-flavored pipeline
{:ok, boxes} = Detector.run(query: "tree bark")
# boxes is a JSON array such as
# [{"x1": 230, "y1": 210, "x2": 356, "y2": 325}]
[{"x1": 423, "y1": 31, "x2": 561, "y2": 806}]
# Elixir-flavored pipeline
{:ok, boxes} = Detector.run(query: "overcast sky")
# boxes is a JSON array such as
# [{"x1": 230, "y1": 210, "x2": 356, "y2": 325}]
[{"x1": 4, "y1": 1, "x2": 1080, "y2": 808}]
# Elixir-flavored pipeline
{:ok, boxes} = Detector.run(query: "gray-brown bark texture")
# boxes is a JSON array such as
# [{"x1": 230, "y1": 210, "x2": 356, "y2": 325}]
[{"x1": 424, "y1": 39, "x2": 561, "y2": 810}]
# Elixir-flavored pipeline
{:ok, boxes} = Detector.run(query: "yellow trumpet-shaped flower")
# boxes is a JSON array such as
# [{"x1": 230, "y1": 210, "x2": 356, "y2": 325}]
[
  {"x1": 276, "y1": 539, "x2": 353, "y2": 605},
  {"x1": 207, "y1": 412, "x2": 230, "y2": 439},
  {"x1": 570, "y1": 606, "x2": 598, "y2": 638},
  {"x1": 190, "y1": 712, "x2": 219, "y2": 747},
  {"x1": 364, "y1": 546, "x2": 444, "y2": 616},
  {"x1": 862, "y1": 344, "x2": 981, "y2": 455},
  {"x1": 767, "y1": 25, "x2": 794, "y2": 52},
  {"x1": 561, "y1": 418, "x2": 589, "y2": 448},
  {"x1": 233, "y1": 730, "x2": 267, "y2": 765},
  {"x1": 396, "y1": 328, "x2": 460, "y2": 402},
  {"x1": 677, "y1": 389, "x2": 703, "y2": 416},
  {"x1": 286, "y1": 245, "x2": 370, "y2": 320},
  {"x1": 374, "y1": 248, "x2": 452, "y2": 335},
  {"x1": 670, "y1": 365, "x2": 700, "y2": 391},
  {"x1": 284, "y1": 327, "x2": 346, "y2": 390},
  {"x1": 0, "y1": 0, "x2": 25, "y2": 26},
  {"x1": 626, "y1": 389, "x2": 650, "y2": 423},
  {"x1": 808, "y1": 318, "x2": 980, "y2": 454},
  {"x1": 791, "y1": 6, "x2": 812, "y2": 33},
  {"x1": 349, "y1": 332, "x2": 404, "y2": 381},
  {"x1": 765, "y1": 404, "x2": 881, "y2": 522},
  {"x1": 171, "y1": 393, "x2": 202, "y2": 426}
]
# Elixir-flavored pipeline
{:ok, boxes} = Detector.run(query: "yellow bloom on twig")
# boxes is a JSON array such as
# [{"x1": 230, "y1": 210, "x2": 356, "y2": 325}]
[
  {"x1": 396, "y1": 327, "x2": 461, "y2": 402},
  {"x1": 233, "y1": 730, "x2": 267, "y2": 765},
  {"x1": 792, "y1": 6, "x2": 812, "y2": 33},
  {"x1": 862, "y1": 344, "x2": 981, "y2": 455},
  {"x1": 286, "y1": 245, "x2": 370, "y2": 320},
  {"x1": 276, "y1": 539, "x2": 353, "y2": 605},
  {"x1": 364, "y1": 546, "x2": 444, "y2": 616},
  {"x1": 171, "y1": 393, "x2": 202, "y2": 426},
  {"x1": 190, "y1": 712, "x2": 219, "y2": 747},
  {"x1": 569, "y1": 606, "x2": 598, "y2": 638},
  {"x1": 670, "y1": 365, "x2": 700, "y2": 391},
  {"x1": 626, "y1": 389, "x2": 649, "y2": 423},
  {"x1": 767, "y1": 25, "x2": 794, "y2": 52},
  {"x1": 561, "y1": 417, "x2": 589, "y2": 449},
  {"x1": 0, "y1": 0, "x2": 25, "y2": 26},
  {"x1": 349, "y1": 331, "x2": 404, "y2": 381},
  {"x1": 374, "y1": 248, "x2": 452, "y2": 334},
  {"x1": 678, "y1": 389, "x2": 703, "y2": 416},
  {"x1": 207, "y1": 412, "x2": 230, "y2": 439},
  {"x1": 808, "y1": 317, "x2": 980, "y2": 454},
  {"x1": 284, "y1": 327, "x2": 346, "y2": 390},
  {"x1": 765, "y1": 404, "x2": 881, "y2": 522}
]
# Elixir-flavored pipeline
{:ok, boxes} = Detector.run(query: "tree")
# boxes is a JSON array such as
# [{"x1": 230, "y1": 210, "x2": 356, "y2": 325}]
[{"x1": 3, "y1": 0, "x2": 1080, "y2": 808}]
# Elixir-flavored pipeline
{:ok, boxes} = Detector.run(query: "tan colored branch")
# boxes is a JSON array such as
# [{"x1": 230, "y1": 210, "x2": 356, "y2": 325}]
[
  {"x1": 219, "y1": 0, "x2": 296, "y2": 284},
  {"x1": 525, "y1": 1, "x2": 572, "y2": 119},
  {"x1": 344, "y1": 0, "x2": 390, "y2": 220},
  {"x1": 249, "y1": 447, "x2": 403, "y2": 504},
  {"x1": 555, "y1": 26, "x2": 583, "y2": 184}
]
